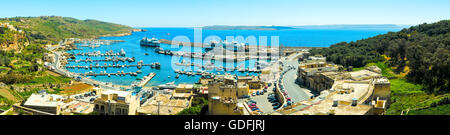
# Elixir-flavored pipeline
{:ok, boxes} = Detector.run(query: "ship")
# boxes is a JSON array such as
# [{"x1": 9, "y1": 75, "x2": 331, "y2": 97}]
[{"x1": 140, "y1": 37, "x2": 160, "y2": 47}]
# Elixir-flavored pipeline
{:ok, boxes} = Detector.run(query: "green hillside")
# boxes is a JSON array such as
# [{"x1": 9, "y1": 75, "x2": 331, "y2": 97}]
[{"x1": 0, "y1": 16, "x2": 132, "y2": 44}]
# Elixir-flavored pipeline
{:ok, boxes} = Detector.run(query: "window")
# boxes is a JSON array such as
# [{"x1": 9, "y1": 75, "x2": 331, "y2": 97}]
[{"x1": 117, "y1": 108, "x2": 122, "y2": 115}]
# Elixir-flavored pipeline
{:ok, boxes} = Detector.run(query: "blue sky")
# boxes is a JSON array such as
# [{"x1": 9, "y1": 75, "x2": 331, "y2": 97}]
[{"x1": 1, "y1": 0, "x2": 449, "y2": 27}]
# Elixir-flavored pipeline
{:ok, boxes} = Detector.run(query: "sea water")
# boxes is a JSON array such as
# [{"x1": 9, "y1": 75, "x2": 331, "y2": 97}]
[{"x1": 65, "y1": 28, "x2": 399, "y2": 86}]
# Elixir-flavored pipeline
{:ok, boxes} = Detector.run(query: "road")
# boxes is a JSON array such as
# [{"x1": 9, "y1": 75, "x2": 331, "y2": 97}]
[{"x1": 280, "y1": 52, "x2": 312, "y2": 103}]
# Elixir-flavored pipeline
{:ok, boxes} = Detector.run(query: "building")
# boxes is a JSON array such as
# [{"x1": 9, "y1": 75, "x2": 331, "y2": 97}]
[
  {"x1": 237, "y1": 75, "x2": 263, "y2": 89},
  {"x1": 43, "y1": 53, "x2": 56, "y2": 63},
  {"x1": 175, "y1": 84, "x2": 194, "y2": 94},
  {"x1": 60, "y1": 100, "x2": 94, "y2": 115},
  {"x1": 137, "y1": 93, "x2": 191, "y2": 115},
  {"x1": 23, "y1": 93, "x2": 65, "y2": 115},
  {"x1": 93, "y1": 90, "x2": 139, "y2": 115},
  {"x1": 207, "y1": 74, "x2": 244, "y2": 115},
  {"x1": 371, "y1": 77, "x2": 391, "y2": 115},
  {"x1": 282, "y1": 65, "x2": 391, "y2": 115},
  {"x1": 304, "y1": 71, "x2": 346, "y2": 93},
  {"x1": 237, "y1": 82, "x2": 249, "y2": 97},
  {"x1": 297, "y1": 57, "x2": 340, "y2": 91}
]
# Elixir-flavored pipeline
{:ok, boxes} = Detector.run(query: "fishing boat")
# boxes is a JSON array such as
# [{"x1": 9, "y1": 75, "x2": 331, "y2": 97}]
[{"x1": 151, "y1": 62, "x2": 161, "y2": 69}]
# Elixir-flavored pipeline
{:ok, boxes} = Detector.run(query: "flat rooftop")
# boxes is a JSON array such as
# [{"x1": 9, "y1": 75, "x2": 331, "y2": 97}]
[
  {"x1": 172, "y1": 93, "x2": 192, "y2": 99},
  {"x1": 331, "y1": 81, "x2": 371, "y2": 102},
  {"x1": 24, "y1": 93, "x2": 64, "y2": 107},
  {"x1": 102, "y1": 90, "x2": 130, "y2": 97},
  {"x1": 349, "y1": 70, "x2": 381, "y2": 81},
  {"x1": 61, "y1": 100, "x2": 94, "y2": 114},
  {"x1": 176, "y1": 84, "x2": 194, "y2": 89}
]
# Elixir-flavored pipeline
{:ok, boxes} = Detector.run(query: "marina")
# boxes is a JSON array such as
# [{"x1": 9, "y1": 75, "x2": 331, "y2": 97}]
[{"x1": 65, "y1": 36, "x2": 263, "y2": 86}]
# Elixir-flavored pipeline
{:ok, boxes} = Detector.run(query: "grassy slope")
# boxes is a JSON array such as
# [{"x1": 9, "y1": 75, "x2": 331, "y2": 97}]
[
  {"x1": 1, "y1": 16, "x2": 132, "y2": 43},
  {"x1": 407, "y1": 104, "x2": 450, "y2": 115},
  {"x1": 358, "y1": 61, "x2": 449, "y2": 115}
]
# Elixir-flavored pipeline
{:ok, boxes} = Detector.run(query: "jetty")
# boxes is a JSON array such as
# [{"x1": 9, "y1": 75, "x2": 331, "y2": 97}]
[
  {"x1": 71, "y1": 49, "x2": 126, "y2": 57},
  {"x1": 68, "y1": 57, "x2": 136, "y2": 63},
  {"x1": 66, "y1": 61, "x2": 161, "y2": 70},
  {"x1": 132, "y1": 73, "x2": 156, "y2": 87},
  {"x1": 74, "y1": 39, "x2": 125, "y2": 45},
  {"x1": 84, "y1": 71, "x2": 141, "y2": 77},
  {"x1": 154, "y1": 47, "x2": 274, "y2": 62},
  {"x1": 66, "y1": 64, "x2": 152, "y2": 69}
]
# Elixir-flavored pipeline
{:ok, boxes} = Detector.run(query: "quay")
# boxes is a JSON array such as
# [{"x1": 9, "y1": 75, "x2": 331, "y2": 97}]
[
  {"x1": 132, "y1": 73, "x2": 156, "y2": 87},
  {"x1": 68, "y1": 57, "x2": 136, "y2": 63},
  {"x1": 84, "y1": 71, "x2": 141, "y2": 77},
  {"x1": 71, "y1": 49, "x2": 127, "y2": 57},
  {"x1": 154, "y1": 47, "x2": 275, "y2": 62},
  {"x1": 66, "y1": 64, "x2": 152, "y2": 69},
  {"x1": 66, "y1": 61, "x2": 160, "y2": 70},
  {"x1": 74, "y1": 39, "x2": 125, "y2": 45}
]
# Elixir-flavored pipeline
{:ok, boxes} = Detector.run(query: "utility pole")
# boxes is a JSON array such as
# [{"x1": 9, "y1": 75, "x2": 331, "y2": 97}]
[{"x1": 157, "y1": 101, "x2": 161, "y2": 115}]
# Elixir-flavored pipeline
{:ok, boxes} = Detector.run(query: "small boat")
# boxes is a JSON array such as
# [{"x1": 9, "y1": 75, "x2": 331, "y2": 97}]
[{"x1": 175, "y1": 74, "x2": 180, "y2": 79}]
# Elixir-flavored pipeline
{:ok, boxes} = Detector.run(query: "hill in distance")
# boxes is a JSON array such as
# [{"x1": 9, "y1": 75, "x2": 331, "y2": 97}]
[
  {"x1": 292, "y1": 24, "x2": 411, "y2": 30},
  {"x1": 202, "y1": 25, "x2": 295, "y2": 30},
  {"x1": 0, "y1": 16, "x2": 133, "y2": 44}
]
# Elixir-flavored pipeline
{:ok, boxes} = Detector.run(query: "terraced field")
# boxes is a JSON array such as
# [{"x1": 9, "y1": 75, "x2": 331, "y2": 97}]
[{"x1": 0, "y1": 88, "x2": 17, "y2": 102}]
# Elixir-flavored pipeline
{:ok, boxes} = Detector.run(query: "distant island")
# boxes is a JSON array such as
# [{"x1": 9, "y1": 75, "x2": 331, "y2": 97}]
[
  {"x1": 202, "y1": 25, "x2": 295, "y2": 30},
  {"x1": 202, "y1": 24, "x2": 409, "y2": 30},
  {"x1": 292, "y1": 24, "x2": 411, "y2": 30}
]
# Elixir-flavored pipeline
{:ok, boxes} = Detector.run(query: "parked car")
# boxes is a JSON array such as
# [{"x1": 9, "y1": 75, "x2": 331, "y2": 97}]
[
  {"x1": 273, "y1": 105, "x2": 280, "y2": 109},
  {"x1": 272, "y1": 102, "x2": 280, "y2": 106},
  {"x1": 269, "y1": 99, "x2": 278, "y2": 103}
]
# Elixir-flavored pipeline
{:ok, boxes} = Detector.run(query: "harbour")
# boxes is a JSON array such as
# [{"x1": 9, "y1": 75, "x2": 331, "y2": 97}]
[{"x1": 62, "y1": 28, "x2": 391, "y2": 86}]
